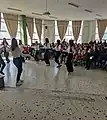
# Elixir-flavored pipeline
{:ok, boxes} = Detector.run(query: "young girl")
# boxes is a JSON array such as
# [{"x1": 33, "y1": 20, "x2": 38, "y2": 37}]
[
  {"x1": 34, "y1": 41, "x2": 40, "y2": 62},
  {"x1": 44, "y1": 38, "x2": 50, "y2": 66},
  {"x1": 66, "y1": 40, "x2": 74, "y2": 74},
  {"x1": 11, "y1": 38, "x2": 23, "y2": 86},
  {"x1": 55, "y1": 40, "x2": 62, "y2": 68}
]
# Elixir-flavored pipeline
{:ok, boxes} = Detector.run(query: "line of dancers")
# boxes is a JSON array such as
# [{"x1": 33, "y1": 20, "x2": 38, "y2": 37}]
[
  {"x1": 30, "y1": 38, "x2": 74, "y2": 73},
  {"x1": 0, "y1": 37, "x2": 74, "y2": 87}
]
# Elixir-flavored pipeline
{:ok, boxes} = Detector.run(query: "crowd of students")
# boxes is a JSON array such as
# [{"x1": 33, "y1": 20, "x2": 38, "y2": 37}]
[
  {"x1": 29, "y1": 38, "x2": 107, "y2": 72},
  {"x1": 0, "y1": 37, "x2": 107, "y2": 86}
]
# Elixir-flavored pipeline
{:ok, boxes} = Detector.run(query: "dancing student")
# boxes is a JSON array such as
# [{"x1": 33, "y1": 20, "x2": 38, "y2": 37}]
[
  {"x1": 34, "y1": 41, "x2": 40, "y2": 62},
  {"x1": 66, "y1": 40, "x2": 74, "y2": 74},
  {"x1": 55, "y1": 40, "x2": 62, "y2": 68},
  {"x1": 2, "y1": 38, "x2": 10, "y2": 63},
  {"x1": 44, "y1": 38, "x2": 50, "y2": 66},
  {"x1": 11, "y1": 38, "x2": 23, "y2": 86},
  {"x1": 0, "y1": 44, "x2": 6, "y2": 75},
  {"x1": 85, "y1": 46, "x2": 92, "y2": 70},
  {"x1": 60, "y1": 40, "x2": 68, "y2": 64}
]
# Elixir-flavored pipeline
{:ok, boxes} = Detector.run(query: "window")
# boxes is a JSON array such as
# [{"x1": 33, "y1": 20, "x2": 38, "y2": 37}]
[
  {"x1": 55, "y1": 20, "x2": 83, "y2": 43},
  {"x1": 95, "y1": 21, "x2": 100, "y2": 42},
  {"x1": 0, "y1": 13, "x2": 21, "y2": 45},
  {"x1": 102, "y1": 27, "x2": 107, "y2": 42},
  {"x1": 64, "y1": 21, "x2": 74, "y2": 42}
]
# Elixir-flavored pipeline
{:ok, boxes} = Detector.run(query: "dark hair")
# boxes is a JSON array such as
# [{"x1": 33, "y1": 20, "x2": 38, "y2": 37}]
[
  {"x1": 19, "y1": 40, "x2": 22, "y2": 45},
  {"x1": 45, "y1": 38, "x2": 49, "y2": 43},
  {"x1": 69, "y1": 40, "x2": 74, "y2": 47},
  {"x1": 57, "y1": 40, "x2": 60, "y2": 46},
  {"x1": 11, "y1": 38, "x2": 18, "y2": 51},
  {"x1": 2, "y1": 38, "x2": 8, "y2": 45}
]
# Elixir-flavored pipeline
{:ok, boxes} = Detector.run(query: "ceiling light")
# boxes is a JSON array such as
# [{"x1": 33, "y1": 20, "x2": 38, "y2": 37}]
[
  {"x1": 8, "y1": 8, "x2": 22, "y2": 12},
  {"x1": 96, "y1": 14, "x2": 102, "y2": 17},
  {"x1": 68, "y1": 2, "x2": 79, "y2": 8},
  {"x1": 32, "y1": 12, "x2": 42, "y2": 16},
  {"x1": 85, "y1": 9, "x2": 92, "y2": 13},
  {"x1": 43, "y1": 12, "x2": 51, "y2": 16}
]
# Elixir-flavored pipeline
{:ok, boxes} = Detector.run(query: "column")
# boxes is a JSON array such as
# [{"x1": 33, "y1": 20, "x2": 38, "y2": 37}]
[{"x1": 20, "y1": 15, "x2": 27, "y2": 45}]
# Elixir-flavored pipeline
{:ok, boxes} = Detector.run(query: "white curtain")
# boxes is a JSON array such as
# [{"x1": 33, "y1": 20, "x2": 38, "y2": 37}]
[
  {"x1": 3, "y1": 13, "x2": 18, "y2": 38},
  {"x1": 57, "y1": 20, "x2": 69, "y2": 40},
  {"x1": 26, "y1": 17, "x2": 34, "y2": 43},
  {"x1": 82, "y1": 20, "x2": 96, "y2": 43},
  {"x1": 35, "y1": 19, "x2": 42, "y2": 42}
]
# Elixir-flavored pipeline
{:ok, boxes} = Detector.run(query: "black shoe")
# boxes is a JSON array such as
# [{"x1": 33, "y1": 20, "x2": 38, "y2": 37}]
[
  {"x1": 16, "y1": 81, "x2": 22, "y2": 86},
  {"x1": 46, "y1": 64, "x2": 50, "y2": 66},
  {"x1": 19, "y1": 80, "x2": 24, "y2": 83},
  {"x1": 57, "y1": 65, "x2": 62, "y2": 68},
  {"x1": 7, "y1": 60, "x2": 10, "y2": 63},
  {"x1": 0, "y1": 71, "x2": 5, "y2": 75}
]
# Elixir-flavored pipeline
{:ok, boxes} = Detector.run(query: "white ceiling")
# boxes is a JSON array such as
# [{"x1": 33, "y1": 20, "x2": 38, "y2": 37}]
[{"x1": 0, "y1": 0, "x2": 107, "y2": 20}]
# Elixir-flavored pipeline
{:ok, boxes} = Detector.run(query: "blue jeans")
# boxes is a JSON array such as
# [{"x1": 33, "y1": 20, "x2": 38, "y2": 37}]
[{"x1": 13, "y1": 57, "x2": 23, "y2": 83}]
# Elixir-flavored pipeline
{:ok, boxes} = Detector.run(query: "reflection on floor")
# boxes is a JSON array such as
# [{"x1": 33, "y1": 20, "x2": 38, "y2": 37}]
[{"x1": 1, "y1": 58, "x2": 107, "y2": 120}]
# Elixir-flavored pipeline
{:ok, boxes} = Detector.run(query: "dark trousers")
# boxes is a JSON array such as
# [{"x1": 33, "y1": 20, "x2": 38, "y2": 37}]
[
  {"x1": 34, "y1": 50, "x2": 39, "y2": 61},
  {"x1": 44, "y1": 50, "x2": 50, "y2": 65},
  {"x1": 0, "y1": 55, "x2": 6, "y2": 72},
  {"x1": 55, "y1": 51, "x2": 61, "y2": 65},
  {"x1": 13, "y1": 57, "x2": 23, "y2": 83},
  {"x1": 60, "y1": 52, "x2": 67, "y2": 64},
  {"x1": 66, "y1": 53, "x2": 73, "y2": 72},
  {"x1": 4, "y1": 52, "x2": 10, "y2": 63},
  {"x1": 86, "y1": 58, "x2": 91, "y2": 70}
]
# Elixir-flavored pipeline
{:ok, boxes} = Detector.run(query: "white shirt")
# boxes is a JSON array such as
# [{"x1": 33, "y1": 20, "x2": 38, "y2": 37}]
[
  {"x1": 55, "y1": 45, "x2": 61, "y2": 51},
  {"x1": 34, "y1": 45, "x2": 39, "y2": 50},
  {"x1": 19, "y1": 44, "x2": 24, "y2": 52},
  {"x1": 67, "y1": 46, "x2": 74, "y2": 53},
  {"x1": 44, "y1": 43, "x2": 50, "y2": 49}
]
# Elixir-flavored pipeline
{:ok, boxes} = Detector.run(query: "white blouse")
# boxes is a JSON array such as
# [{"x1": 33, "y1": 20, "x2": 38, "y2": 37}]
[
  {"x1": 44, "y1": 43, "x2": 50, "y2": 49},
  {"x1": 55, "y1": 45, "x2": 61, "y2": 51},
  {"x1": 34, "y1": 45, "x2": 39, "y2": 50}
]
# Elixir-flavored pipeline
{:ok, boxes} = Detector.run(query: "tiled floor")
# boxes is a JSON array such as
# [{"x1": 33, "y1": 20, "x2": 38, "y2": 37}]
[{"x1": 1, "y1": 58, "x2": 107, "y2": 120}]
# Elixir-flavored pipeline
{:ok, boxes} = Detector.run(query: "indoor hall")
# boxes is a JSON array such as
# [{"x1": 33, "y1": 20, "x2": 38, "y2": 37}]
[{"x1": 0, "y1": 0, "x2": 107, "y2": 120}]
